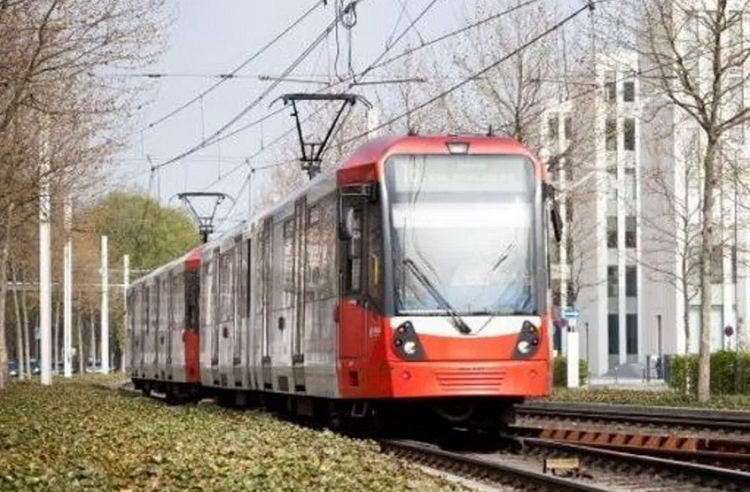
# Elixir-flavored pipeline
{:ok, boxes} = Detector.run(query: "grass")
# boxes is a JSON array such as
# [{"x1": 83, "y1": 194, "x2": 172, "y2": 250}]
[
  {"x1": 548, "y1": 387, "x2": 750, "y2": 410},
  {"x1": 0, "y1": 377, "x2": 467, "y2": 492}
]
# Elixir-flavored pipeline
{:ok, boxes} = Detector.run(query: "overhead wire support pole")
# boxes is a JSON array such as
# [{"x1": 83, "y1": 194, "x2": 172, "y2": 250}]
[
  {"x1": 123, "y1": 255, "x2": 129, "y2": 374},
  {"x1": 63, "y1": 196, "x2": 73, "y2": 378},
  {"x1": 245, "y1": 159, "x2": 255, "y2": 219},
  {"x1": 39, "y1": 116, "x2": 52, "y2": 386},
  {"x1": 101, "y1": 235, "x2": 109, "y2": 374}
]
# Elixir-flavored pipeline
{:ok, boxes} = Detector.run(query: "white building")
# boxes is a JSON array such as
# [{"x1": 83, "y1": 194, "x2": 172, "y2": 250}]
[
  {"x1": 544, "y1": 51, "x2": 643, "y2": 376},
  {"x1": 544, "y1": 4, "x2": 750, "y2": 376}
]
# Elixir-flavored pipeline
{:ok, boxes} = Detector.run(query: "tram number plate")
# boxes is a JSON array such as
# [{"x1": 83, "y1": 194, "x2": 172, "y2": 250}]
[{"x1": 543, "y1": 458, "x2": 580, "y2": 475}]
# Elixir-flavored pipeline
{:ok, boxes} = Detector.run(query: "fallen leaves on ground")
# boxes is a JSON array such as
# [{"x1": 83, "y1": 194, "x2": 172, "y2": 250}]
[{"x1": 0, "y1": 379, "x2": 468, "y2": 492}]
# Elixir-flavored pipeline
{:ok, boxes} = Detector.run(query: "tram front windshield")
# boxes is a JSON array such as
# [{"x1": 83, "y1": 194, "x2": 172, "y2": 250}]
[{"x1": 385, "y1": 153, "x2": 538, "y2": 316}]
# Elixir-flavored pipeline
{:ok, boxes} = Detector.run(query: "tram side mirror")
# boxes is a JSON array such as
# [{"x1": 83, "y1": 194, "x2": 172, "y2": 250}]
[
  {"x1": 551, "y1": 202, "x2": 562, "y2": 243},
  {"x1": 339, "y1": 206, "x2": 355, "y2": 241},
  {"x1": 544, "y1": 182, "x2": 563, "y2": 243}
]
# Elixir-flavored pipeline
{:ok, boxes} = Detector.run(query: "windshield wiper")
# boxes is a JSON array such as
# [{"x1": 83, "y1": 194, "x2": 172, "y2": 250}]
[{"x1": 402, "y1": 258, "x2": 471, "y2": 335}]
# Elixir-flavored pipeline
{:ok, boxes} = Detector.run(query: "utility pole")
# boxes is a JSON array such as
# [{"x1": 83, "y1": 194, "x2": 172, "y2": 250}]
[
  {"x1": 39, "y1": 118, "x2": 52, "y2": 386},
  {"x1": 122, "y1": 254, "x2": 129, "y2": 374},
  {"x1": 245, "y1": 159, "x2": 255, "y2": 219},
  {"x1": 367, "y1": 107, "x2": 380, "y2": 140},
  {"x1": 100, "y1": 235, "x2": 109, "y2": 374},
  {"x1": 63, "y1": 197, "x2": 73, "y2": 378}
]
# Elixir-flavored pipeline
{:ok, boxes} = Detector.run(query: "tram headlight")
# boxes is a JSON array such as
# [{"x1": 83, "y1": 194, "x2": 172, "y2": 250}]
[
  {"x1": 514, "y1": 320, "x2": 541, "y2": 359},
  {"x1": 403, "y1": 341, "x2": 417, "y2": 355},
  {"x1": 517, "y1": 340, "x2": 532, "y2": 355},
  {"x1": 392, "y1": 321, "x2": 425, "y2": 360}
]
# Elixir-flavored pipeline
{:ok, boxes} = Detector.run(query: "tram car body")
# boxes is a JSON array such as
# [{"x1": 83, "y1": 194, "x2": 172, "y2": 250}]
[{"x1": 129, "y1": 134, "x2": 557, "y2": 425}]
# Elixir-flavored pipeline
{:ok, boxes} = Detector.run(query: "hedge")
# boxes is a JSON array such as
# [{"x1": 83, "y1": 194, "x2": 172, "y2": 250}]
[
  {"x1": 553, "y1": 356, "x2": 589, "y2": 387},
  {"x1": 667, "y1": 351, "x2": 750, "y2": 396}
]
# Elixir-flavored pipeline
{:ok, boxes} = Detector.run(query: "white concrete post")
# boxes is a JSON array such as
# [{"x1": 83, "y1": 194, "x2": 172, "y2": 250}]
[
  {"x1": 100, "y1": 235, "x2": 109, "y2": 374},
  {"x1": 566, "y1": 329, "x2": 580, "y2": 388},
  {"x1": 122, "y1": 254, "x2": 129, "y2": 374},
  {"x1": 63, "y1": 197, "x2": 73, "y2": 378},
  {"x1": 39, "y1": 120, "x2": 52, "y2": 386},
  {"x1": 367, "y1": 108, "x2": 380, "y2": 140}
]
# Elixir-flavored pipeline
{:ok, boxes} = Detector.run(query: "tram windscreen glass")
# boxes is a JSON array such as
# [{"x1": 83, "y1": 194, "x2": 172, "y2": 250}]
[{"x1": 385, "y1": 154, "x2": 537, "y2": 316}]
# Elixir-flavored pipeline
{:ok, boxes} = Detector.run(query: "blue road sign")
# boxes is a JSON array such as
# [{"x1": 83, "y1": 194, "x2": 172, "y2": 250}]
[{"x1": 563, "y1": 307, "x2": 579, "y2": 319}]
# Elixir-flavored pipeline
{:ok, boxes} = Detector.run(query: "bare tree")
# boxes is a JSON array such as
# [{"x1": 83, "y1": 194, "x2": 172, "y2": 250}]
[
  {"x1": 450, "y1": 0, "x2": 566, "y2": 145},
  {"x1": 640, "y1": 130, "x2": 703, "y2": 355},
  {"x1": 0, "y1": 0, "x2": 168, "y2": 389},
  {"x1": 612, "y1": 0, "x2": 750, "y2": 400}
]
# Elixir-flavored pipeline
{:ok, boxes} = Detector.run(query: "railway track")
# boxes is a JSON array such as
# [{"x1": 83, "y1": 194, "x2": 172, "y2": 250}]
[
  {"x1": 514, "y1": 401, "x2": 750, "y2": 470},
  {"x1": 514, "y1": 425, "x2": 750, "y2": 471},
  {"x1": 110, "y1": 381, "x2": 750, "y2": 491},
  {"x1": 516, "y1": 401, "x2": 750, "y2": 432},
  {"x1": 381, "y1": 436, "x2": 750, "y2": 492}
]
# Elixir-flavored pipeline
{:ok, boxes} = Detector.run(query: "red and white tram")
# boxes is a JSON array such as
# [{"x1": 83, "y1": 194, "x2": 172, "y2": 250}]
[{"x1": 129, "y1": 134, "x2": 560, "y2": 427}]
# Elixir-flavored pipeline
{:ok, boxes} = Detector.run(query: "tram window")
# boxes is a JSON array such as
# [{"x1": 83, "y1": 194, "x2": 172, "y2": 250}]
[
  {"x1": 283, "y1": 219, "x2": 295, "y2": 308},
  {"x1": 185, "y1": 269, "x2": 199, "y2": 330},
  {"x1": 144, "y1": 286, "x2": 150, "y2": 334},
  {"x1": 366, "y1": 203, "x2": 383, "y2": 307},
  {"x1": 346, "y1": 207, "x2": 363, "y2": 294},
  {"x1": 255, "y1": 226, "x2": 267, "y2": 315},
  {"x1": 219, "y1": 251, "x2": 234, "y2": 321}
]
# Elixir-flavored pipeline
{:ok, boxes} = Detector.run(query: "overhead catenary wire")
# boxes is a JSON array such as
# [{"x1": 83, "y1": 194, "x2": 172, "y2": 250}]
[
  {"x1": 138, "y1": 0, "x2": 549, "y2": 236},
  {"x1": 355, "y1": 0, "x2": 442, "y2": 83},
  {"x1": 194, "y1": 0, "x2": 524, "y2": 226},
  {"x1": 145, "y1": 0, "x2": 532, "y2": 177},
  {"x1": 152, "y1": 0, "x2": 368, "y2": 172},
  {"x1": 335, "y1": 1, "x2": 597, "y2": 149},
  {"x1": 145, "y1": 0, "x2": 324, "y2": 131}
]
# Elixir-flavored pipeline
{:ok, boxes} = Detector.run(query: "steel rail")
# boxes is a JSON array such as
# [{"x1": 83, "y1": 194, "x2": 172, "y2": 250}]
[
  {"x1": 516, "y1": 401, "x2": 750, "y2": 430},
  {"x1": 379, "y1": 438, "x2": 612, "y2": 492}
]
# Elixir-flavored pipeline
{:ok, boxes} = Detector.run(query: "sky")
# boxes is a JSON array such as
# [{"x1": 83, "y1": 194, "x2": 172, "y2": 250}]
[{"x1": 114, "y1": 0, "x2": 583, "y2": 234}]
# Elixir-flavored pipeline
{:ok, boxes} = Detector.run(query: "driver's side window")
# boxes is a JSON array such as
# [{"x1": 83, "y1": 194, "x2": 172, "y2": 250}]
[{"x1": 344, "y1": 205, "x2": 363, "y2": 295}]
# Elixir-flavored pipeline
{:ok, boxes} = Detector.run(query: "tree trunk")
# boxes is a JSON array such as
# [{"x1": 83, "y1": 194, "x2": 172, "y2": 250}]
[
  {"x1": 11, "y1": 267, "x2": 24, "y2": 379},
  {"x1": 54, "y1": 294, "x2": 61, "y2": 375},
  {"x1": 21, "y1": 283, "x2": 31, "y2": 377},
  {"x1": 683, "y1": 288, "x2": 691, "y2": 356},
  {"x1": 76, "y1": 307, "x2": 84, "y2": 374},
  {"x1": 698, "y1": 141, "x2": 719, "y2": 402},
  {"x1": 0, "y1": 210, "x2": 12, "y2": 390}
]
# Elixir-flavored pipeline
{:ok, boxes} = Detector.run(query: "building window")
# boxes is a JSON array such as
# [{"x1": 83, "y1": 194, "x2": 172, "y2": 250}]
[
  {"x1": 608, "y1": 314, "x2": 619, "y2": 355},
  {"x1": 625, "y1": 168, "x2": 636, "y2": 202},
  {"x1": 604, "y1": 70, "x2": 616, "y2": 102},
  {"x1": 623, "y1": 118, "x2": 636, "y2": 150},
  {"x1": 606, "y1": 119, "x2": 617, "y2": 151},
  {"x1": 548, "y1": 115, "x2": 559, "y2": 142},
  {"x1": 626, "y1": 314, "x2": 638, "y2": 356},
  {"x1": 623, "y1": 72, "x2": 635, "y2": 102},
  {"x1": 564, "y1": 116, "x2": 572, "y2": 140},
  {"x1": 625, "y1": 217, "x2": 637, "y2": 248},
  {"x1": 607, "y1": 217, "x2": 618, "y2": 248},
  {"x1": 711, "y1": 245, "x2": 723, "y2": 284},
  {"x1": 625, "y1": 266, "x2": 637, "y2": 297},
  {"x1": 607, "y1": 266, "x2": 618, "y2": 298}
]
